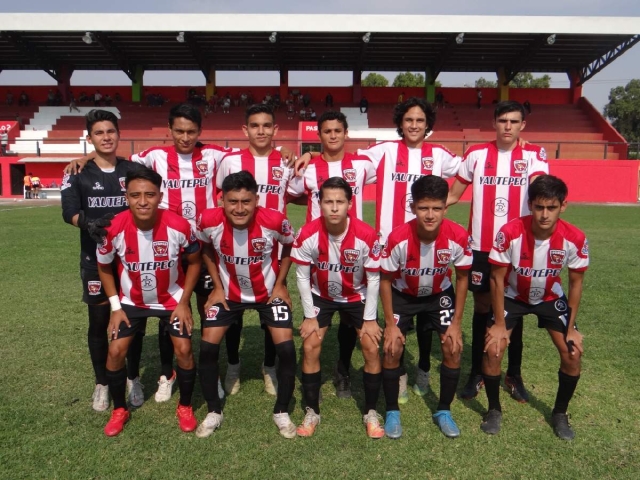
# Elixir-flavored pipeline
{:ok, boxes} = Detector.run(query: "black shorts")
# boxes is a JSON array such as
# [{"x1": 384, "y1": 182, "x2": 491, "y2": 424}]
[
  {"x1": 115, "y1": 304, "x2": 190, "y2": 339},
  {"x1": 391, "y1": 287, "x2": 456, "y2": 336},
  {"x1": 311, "y1": 293, "x2": 373, "y2": 330},
  {"x1": 202, "y1": 298, "x2": 293, "y2": 330},
  {"x1": 24, "y1": 186, "x2": 31, "y2": 191},
  {"x1": 183, "y1": 260, "x2": 213, "y2": 297},
  {"x1": 487, "y1": 296, "x2": 576, "y2": 334},
  {"x1": 468, "y1": 251, "x2": 491, "y2": 293},
  {"x1": 81, "y1": 267, "x2": 119, "y2": 305}
]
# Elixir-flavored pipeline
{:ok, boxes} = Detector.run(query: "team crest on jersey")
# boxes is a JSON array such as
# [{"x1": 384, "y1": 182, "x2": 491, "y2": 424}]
[
  {"x1": 119, "y1": 177, "x2": 126, "y2": 191},
  {"x1": 421, "y1": 157, "x2": 434, "y2": 170},
  {"x1": 581, "y1": 240, "x2": 589, "y2": 256},
  {"x1": 555, "y1": 299, "x2": 568, "y2": 312},
  {"x1": 343, "y1": 249, "x2": 361, "y2": 263},
  {"x1": 313, "y1": 306, "x2": 321, "y2": 317},
  {"x1": 417, "y1": 286, "x2": 432, "y2": 296},
  {"x1": 252, "y1": 237, "x2": 267, "y2": 252},
  {"x1": 471, "y1": 271, "x2": 483, "y2": 285},
  {"x1": 436, "y1": 249, "x2": 452, "y2": 264},
  {"x1": 539, "y1": 147, "x2": 548, "y2": 161},
  {"x1": 195, "y1": 160, "x2": 208, "y2": 176},
  {"x1": 342, "y1": 168, "x2": 357, "y2": 182},
  {"x1": 282, "y1": 219, "x2": 292, "y2": 235},
  {"x1": 393, "y1": 314, "x2": 400, "y2": 325},
  {"x1": 98, "y1": 237, "x2": 109, "y2": 255},
  {"x1": 494, "y1": 231, "x2": 506, "y2": 251},
  {"x1": 206, "y1": 306, "x2": 220, "y2": 320},
  {"x1": 87, "y1": 281, "x2": 102, "y2": 295},
  {"x1": 152, "y1": 241, "x2": 169, "y2": 256},
  {"x1": 549, "y1": 249, "x2": 566, "y2": 265},
  {"x1": 61, "y1": 173, "x2": 72, "y2": 191},
  {"x1": 439, "y1": 296, "x2": 453, "y2": 308},
  {"x1": 371, "y1": 240, "x2": 381, "y2": 257},
  {"x1": 513, "y1": 159, "x2": 528, "y2": 174},
  {"x1": 272, "y1": 166, "x2": 284, "y2": 180}
]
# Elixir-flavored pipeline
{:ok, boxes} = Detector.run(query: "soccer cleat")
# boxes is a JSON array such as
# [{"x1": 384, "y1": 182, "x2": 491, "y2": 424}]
[
  {"x1": 505, "y1": 374, "x2": 530, "y2": 403},
  {"x1": 398, "y1": 373, "x2": 409, "y2": 404},
  {"x1": 551, "y1": 412, "x2": 575, "y2": 440},
  {"x1": 225, "y1": 362, "x2": 241, "y2": 395},
  {"x1": 176, "y1": 404, "x2": 198, "y2": 432},
  {"x1": 104, "y1": 408, "x2": 130, "y2": 437},
  {"x1": 363, "y1": 410, "x2": 385, "y2": 439},
  {"x1": 273, "y1": 412, "x2": 297, "y2": 439},
  {"x1": 92, "y1": 384, "x2": 110, "y2": 412},
  {"x1": 460, "y1": 373, "x2": 484, "y2": 400},
  {"x1": 296, "y1": 407, "x2": 320, "y2": 437},
  {"x1": 218, "y1": 377, "x2": 225, "y2": 400},
  {"x1": 262, "y1": 364, "x2": 278, "y2": 396},
  {"x1": 195, "y1": 412, "x2": 224, "y2": 438},
  {"x1": 154, "y1": 371, "x2": 176, "y2": 403},
  {"x1": 480, "y1": 409, "x2": 502, "y2": 435},
  {"x1": 384, "y1": 410, "x2": 403, "y2": 439},
  {"x1": 333, "y1": 365, "x2": 352, "y2": 399},
  {"x1": 126, "y1": 377, "x2": 144, "y2": 407},
  {"x1": 433, "y1": 410, "x2": 461, "y2": 438},
  {"x1": 412, "y1": 368, "x2": 431, "y2": 396}
]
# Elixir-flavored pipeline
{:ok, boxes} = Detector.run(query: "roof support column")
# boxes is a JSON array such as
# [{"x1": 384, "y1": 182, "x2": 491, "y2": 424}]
[
  {"x1": 279, "y1": 69, "x2": 289, "y2": 106},
  {"x1": 425, "y1": 66, "x2": 436, "y2": 103},
  {"x1": 567, "y1": 68, "x2": 583, "y2": 104},
  {"x1": 131, "y1": 65, "x2": 144, "y2": 103},
  {"x1": 57, "y1": 65, "x2": 73, "y2": 104},
  {"x1": 205, "y1": 67, "x2": 216, "y2": 100},
  {"x1": 497, "y1": 67, "x2": 510, "y2": 102},
  {"x1": 352, "y1": 70, "x2": 362, "y2": 104}
]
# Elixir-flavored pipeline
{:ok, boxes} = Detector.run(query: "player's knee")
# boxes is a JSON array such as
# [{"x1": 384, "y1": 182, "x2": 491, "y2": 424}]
[
  {"x1": 274, "y1": 340, "x2": 296, "y2": 369},
  {"x1": 199, "y1": 340, "x2": 220, "y2": 367},
  {"x1": 302, "y1": 338, "x2": 321, "y2": 359},
  {"x1": 360, "y1": 336, "x2": 379, "y2": 359},
  {"x1": 441, "y1": 348, "x2": 461, "y2": 368},
  {"x1": 560, "y1": 351, "x2": 581, "y2": 373},
  {"x1": 173, "y1": 340, "x2": 193, "y2": 363}
]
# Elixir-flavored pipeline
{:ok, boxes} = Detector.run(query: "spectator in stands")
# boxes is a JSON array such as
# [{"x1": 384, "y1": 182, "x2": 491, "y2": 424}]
[
  {"x1": 79, "y1": 91, "x2": 89, "y2": 104},
  {"x1": 303, "y1": 93, "x2": 311, "y2": 107},
  {"x1": 222, "y1": 95, "x2": 231, "y2": 114},
  {"x1": 50, "y1": 180, "x2": 58, "y2": 188},
  {"x1": 104, "y1": 94, "x2": 113, "y2": 106},
  {"x1": 23, "y1": 173, "x2": 32, "y2": 199},
  {"x1": 19, "y1": 91, "x2": 29, "y2": 106},
  {"x1": 524, "y1": 100, "x2": 532, "y2": 114},
  {"x1": 287, "y1": 92, "x2": 294, "y2": 105},
  {"x1": 6, "y1": 91, "x2": 14, "y2": 106},
  {"x1": 325, "y1": 93, "x2": 333, "y2": 107},
  {"x1": 69, "y1": 94, "x2": 81, "y2": 113},
  {"x1": 114, "y1": 92, "x2": 122, "y2": 103},
  {"x1": 31, "y1": 174, "x2": 41, "y2": 199},
  {"x1": 476, "y1": 89, "x2": 482, "y2": 109},
  {"x1": 309, "y1": 108, "x2": 317, "y2": 120},
  {"x1": 1, "y1": 130, "x2": 8, "y2": 156},
  {"x1": 287, "y1": 102, "x2": 295, "y2": 120},
  {"x1": 359, "y1": 96, "x2": 369, "y2": 114},
  {"x1": 299, "y1": 107, "x2": 307, "y2": 120},
  {"x1": 398, "y1": 92, "x2": 405, "y2": 104},
  {"x1": 94, "y1": 90, "x2": 103, "y2": 106},
  {"x1": 273, "y1": 93, "x2": 281, "y2": 109},
  {"x1": 47, "y1": 89, "x2": 56, "y2": 106},
  {"x1": 435, "y1": 91, "x2": 445, "y2": 109},
  {"x1": 240, "y1": 92, "x2": 248, "y2": 106}
]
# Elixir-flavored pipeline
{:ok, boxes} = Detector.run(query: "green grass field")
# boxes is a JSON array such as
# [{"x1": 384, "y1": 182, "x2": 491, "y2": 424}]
[{"x1": 1, "y1": 201, "x2": 639, "y2": 479}]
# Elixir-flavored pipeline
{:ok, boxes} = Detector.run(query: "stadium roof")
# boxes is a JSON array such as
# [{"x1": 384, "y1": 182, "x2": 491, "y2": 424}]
[{"x1": 1, "y1": 14, "x2": 638, "y2": 85}]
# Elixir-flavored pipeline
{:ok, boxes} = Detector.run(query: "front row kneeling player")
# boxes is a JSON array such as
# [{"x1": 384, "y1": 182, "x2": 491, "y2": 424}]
[
  {"x1": 97, "y1": 168, "x2": 201, "y2": 437},
  {"x1": 481, "y1": 175, "x2": 588, "y2": 440},
  {"x1": 380, "y1": 175, "x2": 472, "y2": 439},
  {"x1": 291, "y1": 177, "x2": 385, "y2": 439},
  {"x1": 195, "y1": 170, "x2": 298, "y2": 439}
]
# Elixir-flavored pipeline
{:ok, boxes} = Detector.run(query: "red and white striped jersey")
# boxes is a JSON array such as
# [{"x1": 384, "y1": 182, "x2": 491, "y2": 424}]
[
  {"x1": 381, "y1": 218, "x2": 472, "y2": 297},
  {"x1": 96, "y1": 209, "x2": 198, "y2": 311},
  {"x1": 489, "y1": 216, "x2": 589, "y2": 305},
  {"x1": 287, "y1": 152, "x2": 376, "y2": 222},
  {"x1": 358, "y1": 140, "x2": 460, "y2": 242},
  {"x1": 131, "y1": 144, "x2": 234, "y2": 227},
  {"x1": 457, "y1": 141, "x2": 549, "y2": 252},
  {"x1": 216, "y1": 148, "x2": 294, "y2": 213},
  {"x1": 196, "y1": 206, "x2": 294, "y2": 303},
  {"x1": 291, "y1": 217, "x2": 381, "y2": 302}
]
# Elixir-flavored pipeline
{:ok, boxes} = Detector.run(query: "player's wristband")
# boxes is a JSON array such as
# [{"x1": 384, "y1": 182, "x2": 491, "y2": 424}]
[{"x1": 109, "y1": 295, "x2": 122, "y2": 311}]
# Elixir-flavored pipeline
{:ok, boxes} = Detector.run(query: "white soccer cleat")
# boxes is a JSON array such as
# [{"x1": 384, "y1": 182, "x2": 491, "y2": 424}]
[
  {"x1": 273, "y1": 412, "x2": 297, "y2": 439},
  {"x1": 225, "y1": 362, "x2": 241, "y2": 395},
  {"x1": 92, "y1": 384, "x2": 110, "y2": 412},
  {"x1": 195, "y1": 412, "x2": 224, "y2": 438},
  {"x1": 262, "y1": 364, "x2": 278, "y2": 396},
  {"x1": 126, "y1": 376, "x2": 145, "y2": 407},
  {"x1": 154, "y1": 371, "x2": 176, "y2": 403}
]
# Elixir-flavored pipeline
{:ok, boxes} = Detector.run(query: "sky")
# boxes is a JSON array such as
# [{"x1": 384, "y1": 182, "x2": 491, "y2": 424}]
[{"x1": 1, "y1": 1, "x2": 639, "y2": 113}]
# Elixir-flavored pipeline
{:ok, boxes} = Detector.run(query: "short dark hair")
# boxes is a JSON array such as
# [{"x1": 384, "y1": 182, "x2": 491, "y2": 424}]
[
  {"x1": 168, "y1": 103, "x2": 202, "y2": 129},
  {"x1": 318, "y1": 110, "x2": 348, "y2": 131},
  {"x1": 411, "y1": 175, "x2": 449, "y2": 203},
  {"x1": 393, "y1": 97, "x2": 436, "y2": 137},
  {"x1": 528, "y1": 175, "x2": 567, "y2": 204},
  {"x1": 494, "y1": 100, "x2": 526, "y2": 120},
  {"x1": 245, "y1": 104, "x2": 275, "y2": 124},
  {"x1": 222, "y1": 170, "x2": 258, "y2": 195},
  {"x1": 125, "y1": 167, "x2": 162, "y2": 190},
  {"x1": 318, "y1": 176, "x2": 353, "y2": 202},
  {"x1": 86, "y1": 109, "x2": 119, "y2": 135}
]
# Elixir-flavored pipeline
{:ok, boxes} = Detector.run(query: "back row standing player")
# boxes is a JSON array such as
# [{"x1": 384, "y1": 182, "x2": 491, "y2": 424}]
[{"x1": 447, "y1": 100, "x2": 549, "y2": 402}]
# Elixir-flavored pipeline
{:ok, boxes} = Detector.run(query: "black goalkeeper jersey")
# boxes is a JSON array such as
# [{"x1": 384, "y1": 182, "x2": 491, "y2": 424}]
[{"x1": 61, "y1": 158, "x2": 144, "y2": 269}]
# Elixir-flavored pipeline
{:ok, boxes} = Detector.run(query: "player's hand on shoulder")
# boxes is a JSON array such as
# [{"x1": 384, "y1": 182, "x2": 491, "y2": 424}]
[{"x1": 63, "y1": 156, "x2": 91, "y2": 175}]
